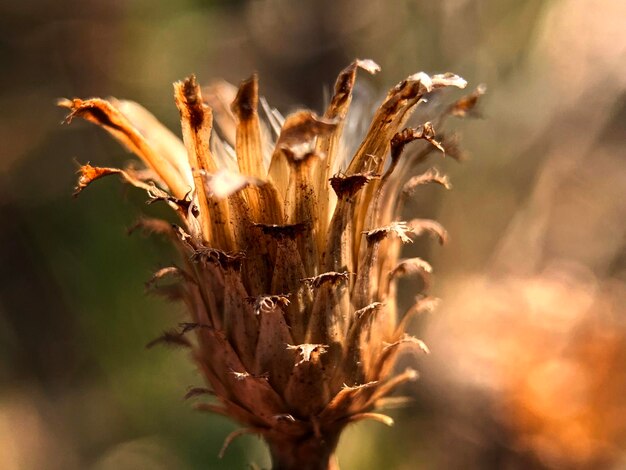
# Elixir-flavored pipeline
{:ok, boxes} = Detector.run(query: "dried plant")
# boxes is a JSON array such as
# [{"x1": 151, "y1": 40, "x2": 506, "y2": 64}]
[{"x1": 59, "y1": 59, "x2": 481, "y2": 469}]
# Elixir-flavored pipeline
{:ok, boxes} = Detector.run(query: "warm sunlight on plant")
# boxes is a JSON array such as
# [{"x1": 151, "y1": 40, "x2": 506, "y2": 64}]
[{"x1": 59, "y1": 60, "x2": 482, "y2": 469}]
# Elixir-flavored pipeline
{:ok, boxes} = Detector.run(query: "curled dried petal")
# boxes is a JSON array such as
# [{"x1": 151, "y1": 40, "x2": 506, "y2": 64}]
[
  {"x1": 383, "y1": 334, "x2": 430, "y2": 355},
  {"x1": 402, "y1": 168, "x2": 451, "y2": 195},
  {"x1": 390, "y1": 257, "x2": 433, "y2": 278},
  {"x1": 407, "y1": 219, "x2": 449, "y2": 245},
  {"x1": 449, "y1": 84, "x2": 486, "y2": 118},
  {"x1": 145, "y1": 266, "x2": 195, "y2": 290}
]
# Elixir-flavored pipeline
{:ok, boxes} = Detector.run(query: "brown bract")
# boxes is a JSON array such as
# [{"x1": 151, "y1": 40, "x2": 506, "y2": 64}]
[{"x1": 60, "y1": 59, "x2": 482, "y2": 470}]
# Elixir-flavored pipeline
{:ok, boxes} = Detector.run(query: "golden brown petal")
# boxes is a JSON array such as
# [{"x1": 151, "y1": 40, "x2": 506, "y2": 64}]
[
  {"x1": 113, "y1": 99, "x2": 193, "y2": 187},
  {"x1": 231, "y1": 74, "x2": 272, "y2": 223},
  {"x1": 407, "y1": 218, "x2": 449, "y2": 245},
  {"x1": 174, "y1": 75, "x2": 235, "y2": 250},
  {"x1": 59, "y1": 98, "x2": 189, "y2": 199},
  {"x1": 314, "y1": 59, "x2": 381, "y2": 253},
  {"x1": 268, "y1": 110, "x2": 337, "y2": 201}
]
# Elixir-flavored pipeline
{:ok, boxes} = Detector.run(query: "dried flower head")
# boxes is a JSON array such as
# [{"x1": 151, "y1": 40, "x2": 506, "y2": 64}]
[{"x1": 60, "y1": 59, "x2": 481, "y2": 469}]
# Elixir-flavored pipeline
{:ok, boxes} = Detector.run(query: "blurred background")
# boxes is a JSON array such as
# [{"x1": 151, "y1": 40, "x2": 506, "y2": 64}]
[{"x1": 1, "y1": 0, "x2": 625, "y2": 468}]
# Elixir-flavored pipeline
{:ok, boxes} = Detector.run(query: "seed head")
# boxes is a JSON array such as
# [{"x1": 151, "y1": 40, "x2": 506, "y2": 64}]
[{"x1": 60, "y1": 59, "x2": 483, "y2": 468}]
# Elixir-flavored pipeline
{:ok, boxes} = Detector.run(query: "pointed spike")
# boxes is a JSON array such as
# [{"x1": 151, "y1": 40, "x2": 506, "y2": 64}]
[{"x1": 407, "y1": 219, "x2": 449, "y2": 245}]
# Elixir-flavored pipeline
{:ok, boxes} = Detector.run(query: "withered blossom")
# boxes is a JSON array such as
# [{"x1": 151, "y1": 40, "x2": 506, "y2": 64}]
[{"x1": 59, "y1": 59, "x2": 481, "y2": 469}]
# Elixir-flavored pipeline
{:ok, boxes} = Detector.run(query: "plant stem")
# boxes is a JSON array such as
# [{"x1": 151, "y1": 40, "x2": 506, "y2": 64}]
[{"x1": 268, "y1": 433, "x2": 340, "y2": 470}]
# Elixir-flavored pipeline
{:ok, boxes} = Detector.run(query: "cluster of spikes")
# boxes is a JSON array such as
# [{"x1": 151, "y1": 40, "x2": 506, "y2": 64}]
[{"x1": 60, "y1": 59, "x2": 483, "y2": 469}]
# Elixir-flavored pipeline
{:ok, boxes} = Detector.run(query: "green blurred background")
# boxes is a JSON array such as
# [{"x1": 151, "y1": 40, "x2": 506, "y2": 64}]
[{"x1": 1, "y1": 0, "x2": 624, "y2": 468}]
